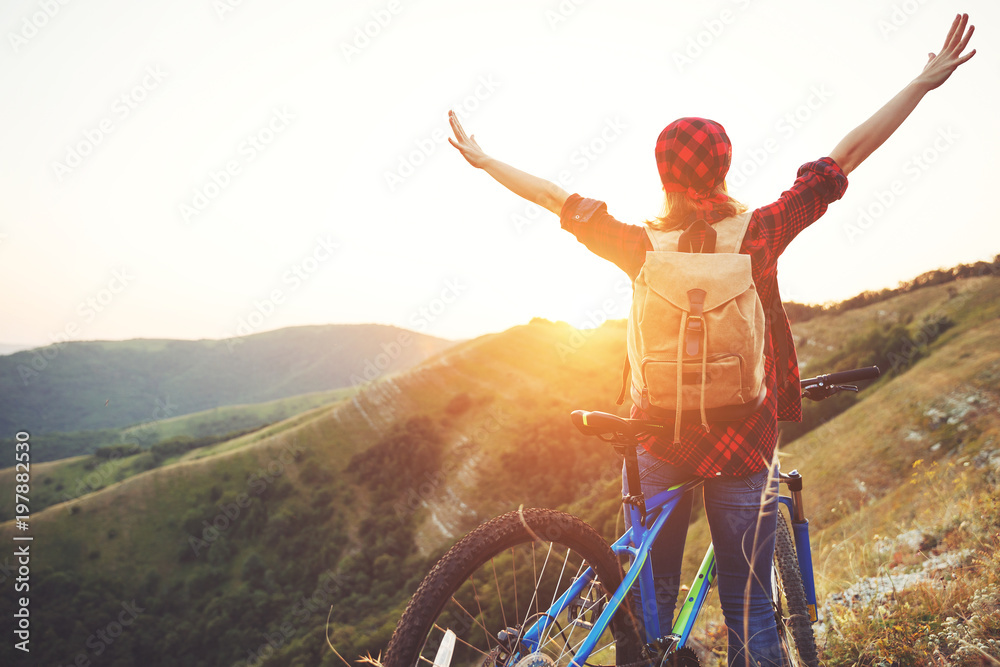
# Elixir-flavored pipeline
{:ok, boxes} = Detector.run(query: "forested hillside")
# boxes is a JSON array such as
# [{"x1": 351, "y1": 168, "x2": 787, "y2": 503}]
[
  {"x1": 0, "y1": 324, "x2": 453, "y2": 464},
  {"x1": 1, "y1": 269, "x2": 998, "y2": 666}
]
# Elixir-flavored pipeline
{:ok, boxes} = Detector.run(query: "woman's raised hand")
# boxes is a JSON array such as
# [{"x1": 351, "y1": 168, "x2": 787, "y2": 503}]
[
  {"x1": 448, "y1": 110, "x2": 490, "y2": 168},
  {"x1": 915, "y1": 13, "x2": 976, "y2": 91}
]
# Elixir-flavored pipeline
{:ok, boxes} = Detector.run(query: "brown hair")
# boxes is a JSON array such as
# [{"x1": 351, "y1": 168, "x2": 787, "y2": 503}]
[{"x1": 644, "y1": 183, "x2": 747, "y2": 231}]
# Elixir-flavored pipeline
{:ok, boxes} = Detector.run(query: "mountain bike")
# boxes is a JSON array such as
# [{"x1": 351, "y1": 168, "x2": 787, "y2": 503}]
[{"x1": 384, "y1": 367, "x2": 880, "y2": 667}]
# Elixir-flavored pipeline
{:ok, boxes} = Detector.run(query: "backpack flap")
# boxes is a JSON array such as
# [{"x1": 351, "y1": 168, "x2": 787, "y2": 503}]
[{"x1": 641, "y1": 252, "x2": 753, "y2": 310}]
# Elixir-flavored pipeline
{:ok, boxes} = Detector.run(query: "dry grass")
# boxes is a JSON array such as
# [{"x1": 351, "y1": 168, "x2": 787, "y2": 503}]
[{"x1": 819, "y1": 462, "x2": 1000, "y2": 666}]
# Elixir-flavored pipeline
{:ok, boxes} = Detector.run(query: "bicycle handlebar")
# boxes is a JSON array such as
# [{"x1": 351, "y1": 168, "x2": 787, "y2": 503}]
[{"x1": 800, "y1": 366, "x2": 880, "y2": 390}]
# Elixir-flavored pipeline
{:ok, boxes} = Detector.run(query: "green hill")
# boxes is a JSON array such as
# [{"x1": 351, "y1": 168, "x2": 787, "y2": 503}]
[
  {"x1": 0, "y1": 323, "x2": 454, "y2": 449},
  {"x1": 0, "y1": 388, "x2": 357, "y2": 519},
  {"x1": 1, "y1": 271, "x2": 998, "y2": 666},
  {"x1": 0, "y1": 385, "x2": 360, "y2": 468}
]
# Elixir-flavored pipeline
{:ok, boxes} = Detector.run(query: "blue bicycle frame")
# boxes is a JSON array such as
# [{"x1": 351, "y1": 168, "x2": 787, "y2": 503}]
[{"x1": 515, "y1": 472, "x2": 817, "y2": 667}]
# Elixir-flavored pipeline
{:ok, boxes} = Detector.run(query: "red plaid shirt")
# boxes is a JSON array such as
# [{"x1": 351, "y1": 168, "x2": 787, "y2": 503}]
[{"x1": 560, "y1": 158, "x2": 848, "y2": 477}]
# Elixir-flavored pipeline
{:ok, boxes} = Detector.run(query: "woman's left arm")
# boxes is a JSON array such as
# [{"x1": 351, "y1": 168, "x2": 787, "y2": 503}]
[
  {"x1": 829, "y1": 13, "x2": 975, "y2": 176},
  {"x1": 448, "y1": 110, "x2": 570, "y2": 215}
]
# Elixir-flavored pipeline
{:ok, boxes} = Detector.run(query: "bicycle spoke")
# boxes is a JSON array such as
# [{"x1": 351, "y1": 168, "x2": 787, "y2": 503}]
[
  {"x1": 469, "y1": 573, "x2": 491, "y2": 650},
  {"x1": 449, "y1": 632, "x2": 492, "y2": 660},
  {"x1": 430, "y1": 624, "x2": 493, "y2": 661},
  {"x1": 552, "y1": 567, "x2": 600, "y2": 664},
  {"x1": 417, "y1": 624, "x2": 493, "y2": 667},
  {"x1": 542, "y1": 554, "x2": 588, "y2": 656},
  {"x1": 538, "y1": 546, "x2": 574, "y2": 650},
  {"x1": 521, "y1": 540, "x2": 555, "y2": 634},
  {"x1": 532, "y1": 542, "x2": 539, "y2": 622},
  {"x1": 444, "y1": 593, "x2": 494, "y2": 648},
  {"x1": 492, "y1": 557, "x2": 508, "y2": 631},
  {"x1": 564, "y1": 626, "x2": 614, "y2": 665},
  {"x1": 511, "y1": 547, "x2": 519, "y2": 623}
]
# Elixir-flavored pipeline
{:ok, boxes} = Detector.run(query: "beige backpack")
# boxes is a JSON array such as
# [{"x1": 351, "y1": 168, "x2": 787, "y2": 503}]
[{"x1": 620, "y1": 211, "x2": 767, "y2": 443}]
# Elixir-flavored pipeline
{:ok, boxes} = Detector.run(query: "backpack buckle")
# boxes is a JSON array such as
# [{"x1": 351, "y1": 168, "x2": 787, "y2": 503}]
[
  {"x1": 685, "y1": 289, "x2": 707, "y2": 357},
  {"x1": 685, "y1": 317, "x2": 703, "y2": 357}
]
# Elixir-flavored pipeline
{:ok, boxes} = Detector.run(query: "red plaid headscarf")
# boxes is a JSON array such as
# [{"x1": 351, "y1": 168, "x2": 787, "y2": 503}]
[{"x1": 655, "y1": 118, "x2": 732, "y2": 212}]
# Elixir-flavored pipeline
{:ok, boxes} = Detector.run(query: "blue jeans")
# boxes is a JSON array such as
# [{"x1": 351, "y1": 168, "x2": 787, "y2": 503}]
[{"x1": 623, "y1": 449, "x2": 783, "y2": 667}]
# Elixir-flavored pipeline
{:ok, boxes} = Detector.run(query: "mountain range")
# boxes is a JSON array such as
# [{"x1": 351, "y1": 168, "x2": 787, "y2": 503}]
[{"x1": 0, "y1": 324, "x2": 455, "y2": 464}]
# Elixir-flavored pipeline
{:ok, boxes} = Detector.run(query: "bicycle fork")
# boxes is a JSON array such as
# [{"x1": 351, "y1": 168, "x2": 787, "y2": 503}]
[{"x1": 778, "y1": 470, "x2": 818, "y2": 623}]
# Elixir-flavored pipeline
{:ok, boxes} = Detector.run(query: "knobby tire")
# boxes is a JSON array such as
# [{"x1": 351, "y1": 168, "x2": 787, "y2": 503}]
[
  {"x1": 384, "y1": 508, "x2": 646, "y2": 667},
  {"x1": 772, "y1": 513, "x2": 820, "y2": 667}
]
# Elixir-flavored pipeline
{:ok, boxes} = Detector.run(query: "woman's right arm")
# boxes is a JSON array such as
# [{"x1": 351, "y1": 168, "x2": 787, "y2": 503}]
[
  {"x1": 829, "y1": 13, "x2": 975, "y2": 176},
  {"x1": 447, "y1": 110, "x2": 570, "y2": 215},
  {"x1": 447, "y1": 110, "x2": 647, "y2": 274}
]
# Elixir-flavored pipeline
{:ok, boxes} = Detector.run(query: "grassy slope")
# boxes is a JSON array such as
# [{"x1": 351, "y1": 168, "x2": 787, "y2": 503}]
[
  {"x1": 780, "y1": 275, "x2": 1000, "y2": 545},
  {"x1": 785, "y1": 285, "x2": 1000, "y2": 664},
  {"x1": 0, "y1": 388, "x2": 355, "y2": 519},
  {"x1": 117, "y1": 387, "x2": 355, "y2": 444},
  {"x1": 2, "y1": 275, "x2": 999, "y2": 665},
  {"x1": 779, "y1": 275, "x2": 1000, "y2": 512},
  {"x1": 2, "y1": 386, "x2": 354, "y2": 465},
  {"x1": 800, "y1": 319, "x2": 1000, "y2": 564},
  {"x1": 792, "y1": 274, "x2": 996, "y2": 370}
]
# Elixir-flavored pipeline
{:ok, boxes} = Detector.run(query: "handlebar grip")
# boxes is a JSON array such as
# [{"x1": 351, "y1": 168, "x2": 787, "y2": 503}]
[
  {"x1": 824, "y1": 366, "x2": 881, "y2": 385},
  {"x1": 802, "y1": 366, "x2": 881, "y2": 388}
]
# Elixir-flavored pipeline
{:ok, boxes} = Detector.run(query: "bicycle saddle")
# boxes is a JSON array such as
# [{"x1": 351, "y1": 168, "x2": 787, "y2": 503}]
[{"x1": 571, "y1": 410, "x2": 641, "y2": 437}]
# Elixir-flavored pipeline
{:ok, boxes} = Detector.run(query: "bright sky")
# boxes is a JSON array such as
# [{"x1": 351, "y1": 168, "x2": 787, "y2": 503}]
[{"x1": 1, "y1": 0, "x2": 997, "y2": 348}]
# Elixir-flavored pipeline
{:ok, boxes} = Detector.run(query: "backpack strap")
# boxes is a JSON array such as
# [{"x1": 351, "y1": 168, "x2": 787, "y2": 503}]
[
  {"x1": 615, "y1": 354, "x2": 630, "y2": 406},
  {"x1": 708, "y1": 210, "x2": 754, "y2": 253},
  {"x1": 645, "y1": 225, "x2": 668, "y2": 251},
  {"x1": 730, "y1": 210, "x2": 754, "y2": 252},
  {"x1": 769, "y1": 289, "x2": 794, "y2": 391}
]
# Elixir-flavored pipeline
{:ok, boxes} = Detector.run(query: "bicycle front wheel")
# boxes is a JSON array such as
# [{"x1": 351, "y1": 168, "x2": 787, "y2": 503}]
[
  {"x1": 772, "y1": 513, "x2": 819, "y2": 667},
  {"x1": 384, "y1": 508, "x2": 646, "y2": 667}
]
